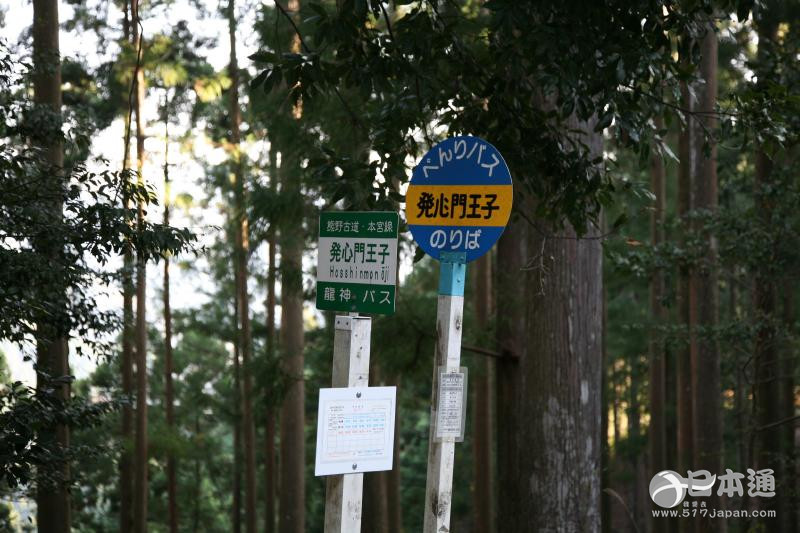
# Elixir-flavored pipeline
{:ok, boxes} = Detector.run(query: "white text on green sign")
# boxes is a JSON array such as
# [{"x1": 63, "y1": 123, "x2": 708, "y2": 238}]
[{"x1": 316, "y1": 212, "x2": 399, "y2": 315}]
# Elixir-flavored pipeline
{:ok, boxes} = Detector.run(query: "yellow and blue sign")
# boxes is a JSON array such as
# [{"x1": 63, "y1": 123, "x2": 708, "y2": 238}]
[{"x1": 406, "y1": 136, "x2": 513, "y2": 263}]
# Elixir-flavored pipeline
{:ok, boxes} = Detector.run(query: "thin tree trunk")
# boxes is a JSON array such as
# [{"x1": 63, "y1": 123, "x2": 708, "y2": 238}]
[
  {"x1": 690, "y1": 24, "x2": 724, "y2": 533},
  {"x1": 121, "y1": 222, "x2": 135, "y2": 533},
  {"x1": 363, "y1": 363, "x2": 390, "y2": 533},
  {"x1": 753, "y1": 149, "x2": 780, "y2": 502},
  {"x1": 649, "y1": 117, "x2": 668, "y2": 533},
  {"x1": 472, "y1": 252, "x2": 493, "y2": 533},
  {"x1": 32, "y1": 0, "x2": 70, "y2": 530},
  {"x1": 278, "y1": 148, "x2": 306, "y2": 533},
  {"x1": 612, "y1": 364, "x2": 620, "y2": 448},
  {"x1": 119, "y1": 1, "x2": 134, "y2": 530},
  {"x1": 162, "y1": 107, "x2": 178, "y2": 533},
  {"x1": 132, "y1": 0, "x2": 149, "y2": 527},
  {"x1": 601, "y1": 271, "x2": 610, "y2": 533},
  {"x1": 676, "y1": 65, "x2": 695, "y2": 508},
  {"x1": 495, "y1": 215, "x2": 526, "y2": 531},
  {"x1": 752, "y1": 10, "x2": 785, "y2": 528},
  {"x1": 264, "y1": 411, "x2": 276, "y2": 533},
  {"x1": 227, "y1": 1, "x2": 258, "y2": 530},
  {"x1": 386, "y1": 374, "x2": 402, "y2": 533},
  {"x1": 192, "y1": 414, "x2": 201, "y2": 533},
  {"x1": 730, "y1": 275, "x2": 747, "y2": 474},
  {"x1": 233, "y1": 267, "x2": 243, "y2": 533},
  {"x1": 264, "y1": 140, "x2": 278, "y2": 533},
  {"x1": 780, "y1": 286, "x2": 796, "y2": 533},
  {"x1": 627, "y1": 356, "x2": 643, "y2": 529},
  {"x1": 279, "y1": 1, "x2": 306, "y2": 531}
]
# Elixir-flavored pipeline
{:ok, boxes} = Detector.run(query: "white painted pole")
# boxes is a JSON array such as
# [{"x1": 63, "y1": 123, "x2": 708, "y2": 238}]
[
  {"x1": 324, "y1": 314, "x2": 372, "y2": 533},
  {"x1": 423, "y1": 259, "x2": 466, "y2": 532}
]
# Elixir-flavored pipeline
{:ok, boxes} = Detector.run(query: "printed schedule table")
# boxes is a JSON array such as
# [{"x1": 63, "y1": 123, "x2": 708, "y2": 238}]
[
  {"x1": 315, "y1": 386, "x2": 397, "y2": 476},
  {"x1": 324, "y1": 401, "x2": 390, "y2": 460}
]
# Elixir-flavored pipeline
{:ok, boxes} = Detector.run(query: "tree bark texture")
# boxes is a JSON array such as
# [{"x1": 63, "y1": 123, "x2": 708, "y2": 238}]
[
  {"x1": 601, "y1": 270, "x2": 611, "y2": 533},
  {"x1": 33, "y1": 0, "x2": 70, "y2": 530},
  {"x1": 227, "y1": 2, "x2": 258, "y2": 530},
  {"x1": 279, "y1": 1, "x2": 306, "y2": 531},
  {"x1": 495, "y1": 216, "x2": 527, "y2": 531},
  {"x1": 472, "y1": 252, "x2": 493, "y2": 533},
  {"x1": 278, "y1": 148, "x2": 306, "y2": 533},
  {"x1": 780, "y1": 287, "x2": 797, "y2": 533},
  {"x1": 690, "y1": 25, "x2": 724, "y2": 533},
  {"x1": 387, "y1": 374, "x2": 403, "y2": 533},
  {"x1": 264, "y1": 139, "x2": 278, "y2": 533},
  {"x1": 752, "y1": 12, "x2": 782, "y2": 524},
  {"x1": 162, "y1": 100, "x2": 179, "y2": 533},
  {"x1": 649, "y1": 117, "x2": 668, "y2": 533},
  {"x1": 232, "y1": 269, "x2": 243, "y2": 533},
  {"x1": 119, "y1": 2, "x2": 134, "y2": 530},
  {"x1": 132, "y1": 0, "x2": 149, "y2": 528},
  {"x1": 496, "y1": 116, "x2": 603, "y2": 530},
  {"x1": 677, "y1": 71, "x2": 695, "y2": 501},
  {"x1": 363, "y1": 366, "x2": 389, "y2": 533}
]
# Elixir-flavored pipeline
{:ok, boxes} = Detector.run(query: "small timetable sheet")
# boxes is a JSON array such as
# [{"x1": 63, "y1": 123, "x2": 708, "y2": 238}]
[{"x1": 314, "y1": 386, "x2": 397, "y2": 476}]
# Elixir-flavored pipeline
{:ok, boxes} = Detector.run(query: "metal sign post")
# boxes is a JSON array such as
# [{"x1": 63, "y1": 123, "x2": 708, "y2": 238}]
[{"x1": 406, "y1": 136, "x2": 513, "y2": 532}]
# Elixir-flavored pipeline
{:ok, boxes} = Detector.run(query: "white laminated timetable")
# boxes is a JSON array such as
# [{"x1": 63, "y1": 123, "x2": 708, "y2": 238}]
[{"x1": 314, "y1": 386, "x2": 397, "y2": 476}]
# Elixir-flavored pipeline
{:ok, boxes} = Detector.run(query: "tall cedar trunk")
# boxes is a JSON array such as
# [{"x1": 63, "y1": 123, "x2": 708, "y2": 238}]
[
  {"x1": 496, "y1": 120, "x2": 602, "y2": 531},
  {"x1": 649, "y1": 117, "x2": 668, "y2": 533},
  {"x1": 495, "y1": 215, "x2": 526, "y2": 530},
  {"x1": 121, "y1": 215, "x2": 135, "y2": 533},
  {"x1": 753, "y1": 151, "x2": 780, "y2": 506},
  {"x1": 227, "y1": 2, "x2": 258, "y2": 531},
  {"x1": 730, "y1": 277, "x2": 747, "y2": 473},
  {"x1": 363, "y1": 365, "x2": 390, "y2": 533},
  {"x1": 264, "y1": 141, "x2": 278, "y2": 533},
  {"x1": 232, "y1": 268, "x2": 243, "y2": 533},
  {"x1": 753, "y1": 8, "x2": 784, "y2": 528},
  {"x1": 279, "y1": 1, "x2": 306, "y2": 530},
  {"x1": 386, "y1": 161, "x2": 404, "y2": 533},
  {"x1": 601, "y1": 263, "x2": 610, "y2": 533},
  {"x1": 192, "y1": 414, "x2": 201, "y2": 531},
  {"x1": 264, "y1": 412, "x2": 276, "y2": 533},
  {"x1": 677, "y1": 68, "x2": 695, "y2": 498},
  {"x1": 524, "y1": 215, "x2": 602, "y2": 530},
  {"x1": 278, "y1": 148, "x2": 306, "y2": 533},
  {"x1": 781, "y1": 287, "x2": 796, "y2": 533},
  {"x1": 472, "y1": 252, "x2": 493, "y2": 533},
  {"x1": 33, "y1": 0, "x2": 70, "y2": 530},
  {"x1": 386, "y1": 373, "x2": 403, "y2": 533},
  {"x1": 162, "y1": 112, "x2": 178, "y2": 533},
  {"x1": 119, "y1": 1, "x2": 134, "y2": 531},
  {"x1": 627, "y1": 356, "x2": 644, "y2": 528},
  {"x1": 690, "y1": 25, "x2": 724, "y2": 532},
  {"x1": 132, "y1": 0, "x2": 149, "y2": 527}
]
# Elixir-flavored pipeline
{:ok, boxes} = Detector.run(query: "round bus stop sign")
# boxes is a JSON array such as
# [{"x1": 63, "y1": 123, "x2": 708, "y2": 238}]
[{"x1": 406, "y1": 136, "x2": 513, "y2": 263}]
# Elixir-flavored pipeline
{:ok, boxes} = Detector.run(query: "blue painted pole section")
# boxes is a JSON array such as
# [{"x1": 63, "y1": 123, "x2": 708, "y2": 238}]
[{"x1": 438, "y1": 252, "x2": 467, "y2": 297}]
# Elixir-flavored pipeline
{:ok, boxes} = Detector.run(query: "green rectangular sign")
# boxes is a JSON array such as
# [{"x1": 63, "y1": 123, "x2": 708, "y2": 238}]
[{"x1": 316, "y1": 212, "x2": 399, "y2": 315}]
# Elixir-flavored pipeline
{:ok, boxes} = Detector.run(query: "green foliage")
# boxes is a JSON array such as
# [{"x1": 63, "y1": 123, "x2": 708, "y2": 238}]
[
  {"x1": 0, "y1": 380, "x2": 121, "y2": 491},
  {"x1": 249, "y1": 0, "x2": 732, "y2": 232},
  {"x1": 0, "y1": 42, "x2": 196, "y2": 493}
]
